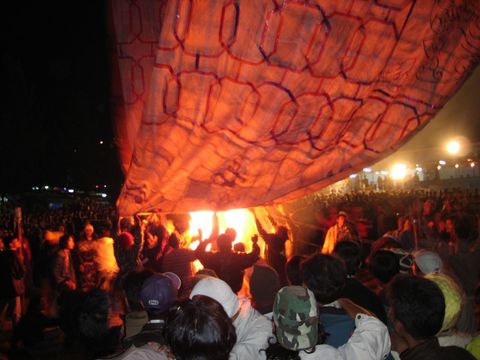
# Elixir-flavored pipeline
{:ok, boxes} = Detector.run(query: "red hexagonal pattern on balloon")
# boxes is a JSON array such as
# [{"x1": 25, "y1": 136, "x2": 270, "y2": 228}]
[{"x1": 110, "y1": 0, "x2": 480, "y2": 215}]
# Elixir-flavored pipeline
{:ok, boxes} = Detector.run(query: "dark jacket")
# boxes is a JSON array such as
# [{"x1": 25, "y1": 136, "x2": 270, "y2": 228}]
[
  {"x1": 400, "y1": 337, "x2": 475, "y2": 360},
  {"x1": 255, "y1": 219, "x2": 288, "y2": 286},
  {"x1": 0, "y1": 250, "x2": 26, "y2": 298},
  {"x1": 122, "y1": 319, "x2": 166, "y2": 349},
  {"x1": 53, "y1": 249, "x2": 77, "y2": 289},
  {"x1": 342, "y1": 277, "x2": 388, "y2": 325},
  {"x1": 196, "y1": 241, "x2": 259, "y2": 293}
]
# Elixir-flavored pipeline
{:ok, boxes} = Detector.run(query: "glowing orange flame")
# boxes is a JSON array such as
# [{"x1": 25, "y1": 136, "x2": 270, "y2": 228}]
[
  {"x1": 189, "y1": 211, "x2": 214, "y2": 242},
  {"x1": 188, "y1": 208, "x2": 268, "y2": 272}
]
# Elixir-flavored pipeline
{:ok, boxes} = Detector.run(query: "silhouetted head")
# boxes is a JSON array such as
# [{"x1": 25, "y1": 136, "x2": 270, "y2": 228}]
[
  {"x1": 224, "y1": 228, "x2": 237, "y2": 242},
  {"x1": 59, "y1": 234, "x2": 75, "y2": 250},
  {"x1": 167, "y1": 295, "x2": 236, "y2": 360},
  {"x1": 388, "y1": 274, "x2": 445, "y2": 341},
  {"x1": 301, "y1": 254, "x2": 346, "y2": 304},
  {"x1": 217, "y1": 234, "x2": 232, "y2": 253},
  {"x1": 333, "y1": 240, "x2": 362, "y2": 276}
]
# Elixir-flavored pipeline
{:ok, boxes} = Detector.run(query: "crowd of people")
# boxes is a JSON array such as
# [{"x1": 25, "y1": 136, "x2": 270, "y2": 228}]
[{"x1": 1, "y1": 188, "x2": 480, "y2": 359}]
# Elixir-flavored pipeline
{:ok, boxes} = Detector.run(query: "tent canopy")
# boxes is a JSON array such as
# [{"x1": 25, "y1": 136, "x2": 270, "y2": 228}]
[{"x1": 110, "y1": 0, "x2": 480, "y2": 216}]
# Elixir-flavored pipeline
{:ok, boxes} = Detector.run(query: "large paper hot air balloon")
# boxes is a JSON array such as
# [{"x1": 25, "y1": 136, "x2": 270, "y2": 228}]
[{"x1": 110, "y1": 0, "x2": 480, "y2": 216}]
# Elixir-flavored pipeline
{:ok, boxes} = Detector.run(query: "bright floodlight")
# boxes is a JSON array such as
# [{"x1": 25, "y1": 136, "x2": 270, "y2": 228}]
[
  {"x1": 446, "y1": 140, "x2": 461, "y2": 155},
  {"x1": 363, "y1": 167, "x2": 372, "y2": 173},
  {"x1": 471, "y1": 162, "x2": 476, "y2": 168},
  {"x1": 391, "y1": 163, "x2": 407, "y2": 181}
]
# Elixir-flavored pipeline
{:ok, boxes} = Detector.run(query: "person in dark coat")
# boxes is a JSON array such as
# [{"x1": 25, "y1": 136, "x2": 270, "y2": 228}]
[
  {"x1": 75, "y1": 222, "x2": 98, "y2": 291},
  {"x1": 334, "y1": 240, "x2": 388, "y2": 324},
  {"x1": 115, "y1": 217, "x2": 138, "y2": 280},
  {"x1": 0, "y1": 236, "x2": 26, "y2": 329},
  {"x1": 122, "y1": 273, "x2": 179, "y2": 349},
  {"x1": 196, "y1": 233, "x2": 259, "y2": 293},
  {"x1": 52, "y1": 234, "x2": 77, "y2": 292},
  {"x1": 253, "y1": 215, "x2": 289, "y2": 286}
]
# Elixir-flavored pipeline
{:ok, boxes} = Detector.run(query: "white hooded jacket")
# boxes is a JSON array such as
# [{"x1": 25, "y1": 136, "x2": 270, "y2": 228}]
[
  {"x1": 300, "y1": 314, "x2": 391, "y2": 360},
  {"x1": 190, "y1": 277, "x2": 272, "y2": 359}
]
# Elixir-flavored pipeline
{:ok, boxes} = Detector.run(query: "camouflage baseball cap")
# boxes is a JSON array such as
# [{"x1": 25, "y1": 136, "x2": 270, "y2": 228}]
[{"x1": 273, "y1": 286, "x2": 318, "y2": 351}]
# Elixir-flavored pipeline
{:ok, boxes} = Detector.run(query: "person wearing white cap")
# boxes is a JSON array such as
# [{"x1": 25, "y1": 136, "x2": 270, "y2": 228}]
[
  {"x1": 190, "y1": 276, "x2": 272, "y2": 359},
  {"x1": 413, "y1": 250, "x2": 443, "y2": 275},
  {"x1": 322, "y1": 211, "x2": 357, "y2": 254}
]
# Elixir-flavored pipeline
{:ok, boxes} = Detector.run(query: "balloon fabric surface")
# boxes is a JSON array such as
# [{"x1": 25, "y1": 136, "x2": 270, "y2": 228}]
[{"x1": 110, "y1": 0, "x2": 480, "y2": 216}]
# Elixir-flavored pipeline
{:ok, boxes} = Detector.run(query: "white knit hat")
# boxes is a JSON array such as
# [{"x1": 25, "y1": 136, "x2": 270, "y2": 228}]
[{"x1": 189, "y1": 276, "x2": 240, "y2": 317}]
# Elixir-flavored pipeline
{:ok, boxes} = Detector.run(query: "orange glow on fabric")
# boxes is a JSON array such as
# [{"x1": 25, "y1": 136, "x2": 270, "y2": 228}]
[{"x1": 111, "y1": 0, "x2": 480, "y2": 216}]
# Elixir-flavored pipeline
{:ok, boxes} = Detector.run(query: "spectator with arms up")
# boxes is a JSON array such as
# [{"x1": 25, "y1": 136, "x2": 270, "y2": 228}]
[{"x1": 196, "y1": 233, "x2": 259, "y2": 293}]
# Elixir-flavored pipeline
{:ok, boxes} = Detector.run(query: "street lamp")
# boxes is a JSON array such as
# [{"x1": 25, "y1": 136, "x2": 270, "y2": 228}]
[
  {"x1": 445, "y1": 136, "x2": 471, "y2": 158},
  {"x1": 391, "y1": 163, "x2": 407, "y2": 181},
  {"x1": 446, "y1": 140, "x2": 461, "y2": 155}
]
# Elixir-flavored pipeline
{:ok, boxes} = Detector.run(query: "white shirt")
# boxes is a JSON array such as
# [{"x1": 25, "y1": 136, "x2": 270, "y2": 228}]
[
  {"x1": 230, "y1": 297, "x2": 273, "y2": 360},
  {"x1": 94, "y1": 236, "x2": 119, "y2": 273}
]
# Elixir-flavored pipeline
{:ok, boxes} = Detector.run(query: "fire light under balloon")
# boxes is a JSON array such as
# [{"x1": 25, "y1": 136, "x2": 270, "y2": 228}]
[{"x1": 186, "y1": 208, "x2": 275, "y2": 272}]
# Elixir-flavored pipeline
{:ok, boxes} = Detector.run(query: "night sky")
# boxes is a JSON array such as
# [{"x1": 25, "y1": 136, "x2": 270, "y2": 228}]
[{"x1": 1, "y1": 1, "x2": 122, "y2": 195}]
